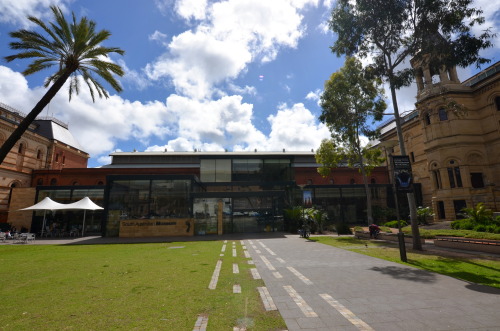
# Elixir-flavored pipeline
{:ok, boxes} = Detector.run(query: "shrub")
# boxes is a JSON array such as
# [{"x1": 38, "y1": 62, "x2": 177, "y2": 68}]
[
  {"x1": 460, "y1": 203, "x2": 493, "y2": 224},
  {"x1": 452, "y1": 219, "x2": 475, "y2": 230},
  {"x1": 335, "y1": 222, "x2": 352, "y2": 235},
  {"x1": 383, "y1": 220, "x2": 408, "y2": 228},
  {"x1": 485, "y1": 225, "x2": 500, "y2": 234},
  {"x1": 473, "y1": 224, "x2": 487, "y2": 232},
  {"x1": 417, "y1": 206, "x2": 434, "y2": 225}
]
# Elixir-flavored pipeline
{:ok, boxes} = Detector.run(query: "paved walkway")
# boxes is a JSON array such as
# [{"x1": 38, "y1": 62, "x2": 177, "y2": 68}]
[{"x1": 244, "y1": 235, "x2": 500, "y2": 331}]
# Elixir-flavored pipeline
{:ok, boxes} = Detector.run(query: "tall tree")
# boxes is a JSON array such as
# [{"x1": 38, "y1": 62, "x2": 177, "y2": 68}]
[
  {"x1": 0, "y1": 6, "x2": 125, "y2": 164},
  {"x1": 328, "y1": 0, "x2": 493, "y2": 250},
  {"x1": 316, "y1": 57, "x2": 386, "y2": 224}
]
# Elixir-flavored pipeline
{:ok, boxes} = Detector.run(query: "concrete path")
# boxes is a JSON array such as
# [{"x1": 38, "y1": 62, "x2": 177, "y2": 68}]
[{"x1": 245, "y1": 235, "x2": 500, "y2": 331}]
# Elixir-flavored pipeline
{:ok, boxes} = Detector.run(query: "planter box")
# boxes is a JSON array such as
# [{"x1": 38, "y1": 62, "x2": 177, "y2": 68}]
[
  {"x1": 355, "y1": 231, "x2": 419, "y2": 244},
  {"x1": 434, "y1": 237, "x2": 500, "y2": 254}
]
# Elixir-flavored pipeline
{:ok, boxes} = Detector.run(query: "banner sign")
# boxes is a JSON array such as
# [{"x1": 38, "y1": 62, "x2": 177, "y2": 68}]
[{"x1": 392, "y1": 155, "x2": 413, "y2": 192}]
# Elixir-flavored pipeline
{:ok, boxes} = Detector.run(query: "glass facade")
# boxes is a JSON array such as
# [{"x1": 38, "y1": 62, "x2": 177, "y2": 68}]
[
  {"x1": 106, "y1": 176, "x2": 193, "y2": 236},
  {"x1": 200, "y1": 158, "x2": 291, "y2": 182}
]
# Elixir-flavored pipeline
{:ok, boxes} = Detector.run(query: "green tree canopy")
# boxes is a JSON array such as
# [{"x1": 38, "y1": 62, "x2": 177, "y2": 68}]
[
  {"x1": 317, "y1": 57, "x2": 386, "y2": 224},
  {"x1": 328, "y1": 0, "x2": 494, "y2": 249},
  {"x1": 0, "y1": 6, "x2": 125, "y2": 164}
]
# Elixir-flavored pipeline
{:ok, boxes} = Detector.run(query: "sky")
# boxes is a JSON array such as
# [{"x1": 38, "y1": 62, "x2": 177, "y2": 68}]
[{"x1": 0, "y1": 0, "x2": 498, "y2": 168}]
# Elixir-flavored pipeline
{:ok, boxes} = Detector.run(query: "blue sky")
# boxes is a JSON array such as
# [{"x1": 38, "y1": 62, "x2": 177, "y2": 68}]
[{"x1": 0, "y1": 0, "x2": 498, "y2": 168}]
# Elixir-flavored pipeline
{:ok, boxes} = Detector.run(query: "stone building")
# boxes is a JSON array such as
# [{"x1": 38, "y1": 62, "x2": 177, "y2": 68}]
[
  {"x1": 378, "y1": 60, "x2": 500, "y2": 221},
  {"x1": 0, "y1": 102, "x2": 88, "y2": 224}
]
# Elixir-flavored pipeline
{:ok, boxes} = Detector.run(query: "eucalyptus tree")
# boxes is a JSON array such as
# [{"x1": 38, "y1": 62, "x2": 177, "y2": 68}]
[
  {"x1": 316, "y1": 57, "x2": 386, "y2": 225},
  {"x1": 328, "y1": 0, "x2": 493, "y2": 250},
  {"x1": 0, "y1": 5, "x2": 125, "y2": 164}
]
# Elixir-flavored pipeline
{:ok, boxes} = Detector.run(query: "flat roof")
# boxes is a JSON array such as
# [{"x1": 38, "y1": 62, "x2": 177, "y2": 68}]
[{"x1": 110, "y1": 151, "x2": 316, "y2": 156}]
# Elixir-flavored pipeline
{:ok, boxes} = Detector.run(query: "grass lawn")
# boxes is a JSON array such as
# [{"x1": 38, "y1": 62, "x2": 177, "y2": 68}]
[
  {"x1": 0, "y1": 241, "x2": 286, "y2": 330},
  {"x1": 310, "y1": 236, "x2": 500, "y2": 289}
]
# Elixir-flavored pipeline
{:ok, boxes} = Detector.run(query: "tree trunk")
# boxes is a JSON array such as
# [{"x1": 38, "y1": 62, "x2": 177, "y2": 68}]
[
  {"x1": 388, "y1": 70, "x2": 422, "y2": 251},
  {"x1": 359, "y1": 154, "x2": 373, "y2": 225},
  {"x1": 0, "y1": 71, "x2": 72, "y2": 165}
]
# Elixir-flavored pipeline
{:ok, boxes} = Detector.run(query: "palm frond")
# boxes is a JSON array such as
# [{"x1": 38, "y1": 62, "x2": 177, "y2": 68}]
[{"x1": 4, "y1": 5, "x2": 125, "y2": 102}]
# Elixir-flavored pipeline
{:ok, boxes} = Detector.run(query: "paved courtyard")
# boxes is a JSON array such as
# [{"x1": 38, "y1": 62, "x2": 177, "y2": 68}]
[{"x1": 244, "y1": 235, "x2": 500, "y2": 331}]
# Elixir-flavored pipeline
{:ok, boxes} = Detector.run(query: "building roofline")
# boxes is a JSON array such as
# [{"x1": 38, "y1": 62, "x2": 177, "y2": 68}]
[{"x1": 110, "y1": 151, "x2": 316, "y2": 156}]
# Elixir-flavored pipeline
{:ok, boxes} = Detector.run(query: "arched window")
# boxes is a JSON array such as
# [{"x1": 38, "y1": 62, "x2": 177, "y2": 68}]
[
  {"x1": 329, "y1": 179, "x2": 334, "y2": 185},
  {"x1": 447, "y1": 159, "x2": 462, "y2": 188},
  {"x1": 72, "y1": 181, "x2": 79, "y2": 186},
  {"x1": 438, "y1": 108, "x2": 448, "y2": 121},
  {"x1": 97, "y1": 181, "x2": 104, "y2": 186},
  {"x1": 425, "y1": 113, "x2": 431, "y2": 125},
  {"x1": 350, "y1": 178, "x2": 356, "y2": 184},
  {"x1": 37, "y1": 149, "x2": 42, "y2": 159},
  {"x1": 370, "y1": 178, "x2": 376, "y2": 184},
  {"x1": 55, "y1": 154, "x2": 59, "y2": 162},
  {"x1": 495, "y1": 96, "x2": 500, "y2": 111},
  {"x1": 36, "y1": 178, "x2": 43, "y2": 186},
  {"x1": 50, "y1": 178, "x2": 57, "y2": 186},
  {"x1": 18, "y1": 143, "x2": 24, "y2": 154}
]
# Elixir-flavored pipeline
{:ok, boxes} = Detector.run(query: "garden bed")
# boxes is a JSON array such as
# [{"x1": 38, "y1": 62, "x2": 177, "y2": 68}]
[
  {"x1": 434, "y1": 237, "x2": 500, "y2": 254},
  {"x1": 355, "y1": 231, "x2": 420, "y2": 244}
]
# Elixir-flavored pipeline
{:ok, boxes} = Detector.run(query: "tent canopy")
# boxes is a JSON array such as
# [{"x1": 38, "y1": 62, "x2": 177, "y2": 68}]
[
  {"x1": 19, "y1": 196, "x2": 103, "y2": 211},
  {"x1": 19, "y1": 197, "x2": 103, "y2": 237},
  {"x1": 19, "y1": 197, "x2": 65, "y2": 211},
  {"x1": 64, "y1": 197, "x2": 104, "y2": 210}
]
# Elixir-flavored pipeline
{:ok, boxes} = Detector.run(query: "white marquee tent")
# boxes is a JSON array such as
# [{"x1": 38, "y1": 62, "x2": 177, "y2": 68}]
[{"x1": 20, "y1": 197, "x2": 103, "y2": 237}]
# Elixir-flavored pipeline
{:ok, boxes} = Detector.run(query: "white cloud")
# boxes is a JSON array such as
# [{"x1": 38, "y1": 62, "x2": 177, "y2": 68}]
[
  {"x1": 227, "y1": 83, "x2": 257, "y2": 96},
  {"x1": 0, "y1": 0, "x2": 71, "y2": 27},
  {"x1": 306, "y1": 89, "x2": 321, "y2": 101},
  {"x1": 148, "y1": 30, "x2": 168, "y2": 46},
  {"x1": 175, "y1": 0, "x2": 207, "y2": 21},
  {"x1": 0, "y1": 65, "x2": 173, "y2": 158},
  {"x1": 265, "y1": 103, "x2": 330, "y2": 151},
  {"x1": 145, "y1": 0, "x2": 316, "y2": 99},
  {"x1": 472, "y1": 0, "x2": 500, "y2": 63},
  {"x1": 117, "y1": 59, "x2": 152, "y2": 91}
]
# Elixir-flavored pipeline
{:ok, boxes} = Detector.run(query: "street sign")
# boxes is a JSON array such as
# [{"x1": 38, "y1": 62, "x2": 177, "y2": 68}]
[{"x1": 392, "y1": 155, "x2": 413, "y2": 193}]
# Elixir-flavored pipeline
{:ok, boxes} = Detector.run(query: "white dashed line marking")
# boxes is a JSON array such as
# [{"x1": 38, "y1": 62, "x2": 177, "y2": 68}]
[
  {"x1": 283, "y1": 285, "x2": 317, "y2": 317},
  {"x1": 320, "y1": 293, "x2": 374, "y2": 331}
]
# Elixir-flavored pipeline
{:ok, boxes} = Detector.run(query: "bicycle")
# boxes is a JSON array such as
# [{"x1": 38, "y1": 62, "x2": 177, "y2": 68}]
[{"x1": 299, "y1": 225, "x2": 310, "y2": 239}]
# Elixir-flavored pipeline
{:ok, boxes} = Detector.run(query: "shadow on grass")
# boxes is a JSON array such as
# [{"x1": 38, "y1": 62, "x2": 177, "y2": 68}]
[
  {"x1": 370, "y1": 265, "x2": 437, "y2": 283},
  {"x1": 465, "y1": 283, "x2": 500, "y2": 294}
]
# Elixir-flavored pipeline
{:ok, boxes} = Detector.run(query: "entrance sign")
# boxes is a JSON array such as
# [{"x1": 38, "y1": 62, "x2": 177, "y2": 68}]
[{"x1": 392, "y1": 155, "x2": 413, "y2": 193}]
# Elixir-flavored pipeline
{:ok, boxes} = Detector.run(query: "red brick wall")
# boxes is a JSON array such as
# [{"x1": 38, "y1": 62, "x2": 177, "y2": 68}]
[
  {"x1": 50, "y1": 146, "x2": 88, "y2": 170},
  {"x1": 32, "y1": 167, "x2": 200, "y2": 186}
]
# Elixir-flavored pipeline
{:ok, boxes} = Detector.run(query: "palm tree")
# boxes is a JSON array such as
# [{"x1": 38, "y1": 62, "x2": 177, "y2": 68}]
[{"x1": 0, "y1": 5, "x2": 125, "y2": 164}]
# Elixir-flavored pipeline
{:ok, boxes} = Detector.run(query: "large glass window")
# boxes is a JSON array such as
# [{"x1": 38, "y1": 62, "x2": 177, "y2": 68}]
[
  {"x1": 106, "y1": 177, "x2": 192, "y2": 236},
  {"x1": 200, "y1": 159, "x2": 216, "y2": 182},
  {"x1": 263, "y1": 159, "x2": 291, "y2": 182},
  {"x1": 200, "y1": 159, "x2": 231, "y2": 182},
  {"x1": 232, "y1": 159, "x2": 263, "y2": 181}
]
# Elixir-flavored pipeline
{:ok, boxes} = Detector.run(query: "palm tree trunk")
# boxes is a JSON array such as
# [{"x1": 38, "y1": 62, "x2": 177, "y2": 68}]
[{"x1": 0, "y1": 71, "x2": 72, "y2": 165}]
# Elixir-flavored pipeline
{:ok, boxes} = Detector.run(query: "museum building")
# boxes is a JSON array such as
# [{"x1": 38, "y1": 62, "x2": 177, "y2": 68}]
[
  {"x1": 9, "y1": 150, "x2": 400, "y2": 237},
  {"x1": 377, "y1": 60, "x2": 500, "y2": 221}
]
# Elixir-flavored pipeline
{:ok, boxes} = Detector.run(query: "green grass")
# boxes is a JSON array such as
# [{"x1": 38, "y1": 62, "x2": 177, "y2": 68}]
[
  {"x1": 0, "y1": 241, "x2": 286, "y2": 330},
  {"x1": 401, "y1": 227, "x2": 500, "y2": 240},
  {"x1": 310, "y1": 236, "x2": 500, "y2": 289}
]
